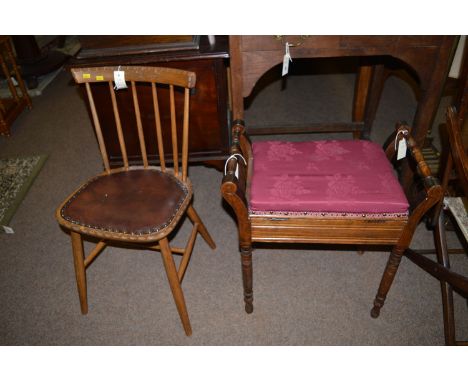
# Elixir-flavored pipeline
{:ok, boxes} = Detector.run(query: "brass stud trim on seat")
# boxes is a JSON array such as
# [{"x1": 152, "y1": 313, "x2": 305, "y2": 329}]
[{"x1": 61, "y1": 170, "x2": 189, "y2": 237}]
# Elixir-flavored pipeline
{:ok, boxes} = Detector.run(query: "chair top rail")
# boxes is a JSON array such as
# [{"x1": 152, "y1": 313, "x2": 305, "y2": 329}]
[{"x1": 71, "y1": 66, "x2": 196, "y2": 88}]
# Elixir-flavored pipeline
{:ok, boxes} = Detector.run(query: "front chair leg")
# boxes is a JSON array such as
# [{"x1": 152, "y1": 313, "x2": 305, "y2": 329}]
[
  {"x1": 159, "y1": 237, "x2": 192, "y2": 336},
  {"x1": 70, "y1": 231, "x2": 88, "y2": 314},
  {"x1": 371, "y1": 246, "x2": 405, "y2": 318},
  {"x1": 241, "y1": 246, "x2": 253, "y2": 313}
]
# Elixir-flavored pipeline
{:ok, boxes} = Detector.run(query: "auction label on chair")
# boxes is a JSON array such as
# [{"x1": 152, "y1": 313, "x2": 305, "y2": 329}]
[
  {"x1": 397, "y1": 137, "x2": 407, "y2": 160},
  {"x1": 114, "y1": 70, "x2": 128, "y2": 90},
  {"x1": 282, "y1": 42, "x2": 292, "y2": 76}
]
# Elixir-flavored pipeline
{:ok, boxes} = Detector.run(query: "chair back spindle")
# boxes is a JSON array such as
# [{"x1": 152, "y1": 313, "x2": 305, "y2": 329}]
[
  {"x1": 131, "y1": 81, "x2": 149, "y2": 168},
  {"x1": 152, "y1": 83, "x2": 166, "y2": 171},
  {"x1": 108, "y1": 82, "x2": 129, "y2": 169},
  {"x1": 85, "y1": 82, "x2": 111, "y2": 173},
  {"x1": 182, "y1": 88, "x2": 190, "y2": 182},
  {"x1": 169, "y1": 85, "x2": 179, "y2": 176}
]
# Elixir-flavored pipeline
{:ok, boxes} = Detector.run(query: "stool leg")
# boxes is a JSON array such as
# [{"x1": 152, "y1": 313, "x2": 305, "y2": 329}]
[
  {"x1": 71, "y1": 231, "x2": 88, "y2": 314},
  {"x1": 159, "y1": 237, "x2": 192, "y2": 336},
  {"x1": 371, "y1": 246, "x2": 404, "y2": 318},
  {"x1": 241, "y1": 246, "x2": 253, "y2": 314}
]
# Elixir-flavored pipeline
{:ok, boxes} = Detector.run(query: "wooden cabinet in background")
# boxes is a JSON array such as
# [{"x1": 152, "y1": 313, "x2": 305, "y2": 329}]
[{"x1": 69, "y1": 35, "x2": 230, "y2": 168}]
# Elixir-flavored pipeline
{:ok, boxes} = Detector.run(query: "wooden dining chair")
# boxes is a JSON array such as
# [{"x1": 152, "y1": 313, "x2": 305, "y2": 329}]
[
  {"x1": 221, "y1": 37, "x2": 443, "y2": 320},
  {"x1": 56, "y1": 66, "x2": 216, "y2": 336},
  {"x1": 405, "y1": 106, "x2": 468, "y2": 345}
]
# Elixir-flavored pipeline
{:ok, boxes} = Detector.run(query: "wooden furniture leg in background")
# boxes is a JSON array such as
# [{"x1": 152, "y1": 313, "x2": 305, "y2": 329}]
[
  {"x1": 353, "y1": 62, "x2": 385, "y2": 140},
  {"x1": 0, "y1": 36, "x2": 32, "y2": 136},
  {"x1": 352, "y1": 64, "x2": 373, "y2": 139}
]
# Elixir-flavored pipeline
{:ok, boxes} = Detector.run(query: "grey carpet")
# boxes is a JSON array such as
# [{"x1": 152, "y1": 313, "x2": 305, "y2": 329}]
[{"x1": 0, "y1": 66, "x2": 466, "y2": 345}]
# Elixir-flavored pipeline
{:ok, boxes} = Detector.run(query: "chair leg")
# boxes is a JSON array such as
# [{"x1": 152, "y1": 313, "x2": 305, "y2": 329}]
[
  {"x1": 70, "y1": 231, "x2": 88, "y2": 314},
  {"x1": 241, "y1": 245, "x2": 253, "y2": 313},
  {"x1": 371, "y1": 246, "x2": 405, "y2": 318},
  {"x1": 434, "y1": 209, "x2": 456, "y2": 345},
  {"x1": 159, "y1": 237, "x2": 192, "y2": 336},
  {"x1": 187, "y1": 205, "x2": 216, "y2": 249}
]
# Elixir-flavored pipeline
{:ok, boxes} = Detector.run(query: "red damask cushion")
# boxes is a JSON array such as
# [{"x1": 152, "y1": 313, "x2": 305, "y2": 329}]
[{"x1": 249, "y1": 140, "x2": 409, "y2": 215}]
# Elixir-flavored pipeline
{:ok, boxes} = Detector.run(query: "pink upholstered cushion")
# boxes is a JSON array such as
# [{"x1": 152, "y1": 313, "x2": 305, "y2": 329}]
[{"x1": 249, "y1": 140, "x2": 409, "y2": 215}]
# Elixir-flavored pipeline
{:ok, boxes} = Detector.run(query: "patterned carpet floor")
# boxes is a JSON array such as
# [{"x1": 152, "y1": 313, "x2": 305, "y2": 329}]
[{"x1": 0, "y1": 155, "x2": 47, "y2": 229}]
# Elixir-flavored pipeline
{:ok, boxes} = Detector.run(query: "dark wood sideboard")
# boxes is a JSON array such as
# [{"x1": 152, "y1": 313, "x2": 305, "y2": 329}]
[{"x1": 69, "y1": 35, "x2": 230, "y2": 168}]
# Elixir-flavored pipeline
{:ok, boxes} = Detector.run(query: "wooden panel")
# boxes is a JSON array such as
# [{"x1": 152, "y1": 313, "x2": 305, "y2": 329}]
[
  {"x1": 241, "y1": 35, "x2": 343, "y2": 52},
  {"x1": 340, "y1": 36, "x2": 399, "y2": 48},
  {"x1": 241, "y1": 35, "x2": 443, "y2": 53},
  {"x1": 397, "y1": 36, "x2": 445, "y2": 47},
  {"x1": 72, "y1": 35, "x2": 229, "y2": 66},
  {"x1": 241, "y1": 35, "x2": 442, "y2": 53},
  {"x1": 250, "y1": 215, "x2": 407, "y2": 245},
  {"x1": 77, "y1": 36, "x2": 200, "y2": 58}
]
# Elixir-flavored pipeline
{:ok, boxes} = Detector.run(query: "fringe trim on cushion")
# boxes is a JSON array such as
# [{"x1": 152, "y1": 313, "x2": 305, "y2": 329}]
[{"x1": 249, "y1": 209, "x2": 409, "y2": 218}]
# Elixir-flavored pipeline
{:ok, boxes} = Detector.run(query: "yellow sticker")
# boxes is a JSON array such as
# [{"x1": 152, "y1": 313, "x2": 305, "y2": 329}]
[
  {"x1": 96, "y1": 75, "x2": 104, "y2": 81},
  {"x1": 83, "y1": 73, "x2": 91, "y2": 79}
]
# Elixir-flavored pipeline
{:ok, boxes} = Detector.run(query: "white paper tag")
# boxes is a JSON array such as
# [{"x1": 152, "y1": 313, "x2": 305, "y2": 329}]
[
  {"x1": 2, "y1": 226, "x2": 14, "y2": 234},
  {"x1": 113, "y1": 69, "x2": 127, "y2": 90},
  {"x1": 224, "y1": 154, "x2": 247, "y2": 179},
  {"x1": 282, "y1": 43, "x2": 292, "y2": 76},
  {"x1": 397, "y1": 137, "x2": 407, "y2": 160}
]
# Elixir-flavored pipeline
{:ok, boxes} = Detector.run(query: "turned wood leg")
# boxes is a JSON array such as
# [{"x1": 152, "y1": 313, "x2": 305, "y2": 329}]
[
  {"x1": 434, "y1": 209, "x2": 456, "y2": 345},
  {"x1": 70, "y1": 231, "x2": 88, "y2": 314},
  {"x1": 187, "y1": 205, "x2": 216, "y2": 249},
  {"x1": 159, "y1": 237, "x2": 192, "y2": 336},
  {"x1": 371, "y1": 246, "x2": 405, "y2": 318},
  {"x1": 241, "y1": 246, "x2": 253, "y2": 313}
]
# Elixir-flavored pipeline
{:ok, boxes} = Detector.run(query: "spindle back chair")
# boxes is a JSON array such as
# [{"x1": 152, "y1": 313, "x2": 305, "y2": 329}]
[{"x1": 56, "y1": 66, "x2": 216, "y2": 336}]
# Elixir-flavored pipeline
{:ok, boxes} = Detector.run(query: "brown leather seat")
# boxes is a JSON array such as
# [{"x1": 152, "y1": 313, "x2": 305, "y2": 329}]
[{"x1": 60, "y1": 169, "x2": 191, "y2": 237}]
